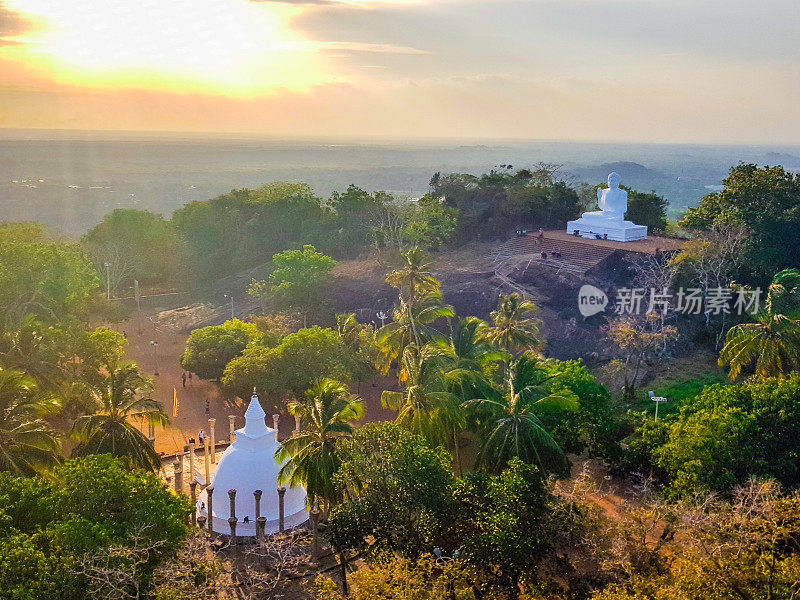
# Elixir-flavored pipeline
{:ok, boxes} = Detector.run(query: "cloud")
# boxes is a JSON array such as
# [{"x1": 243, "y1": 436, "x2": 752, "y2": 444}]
[
  {"x1": 0, "y1": 3, "x2": 32, "y2": 46},
  {"x1": 309, "y1": 40, "x2": 428, "y2": 54}
]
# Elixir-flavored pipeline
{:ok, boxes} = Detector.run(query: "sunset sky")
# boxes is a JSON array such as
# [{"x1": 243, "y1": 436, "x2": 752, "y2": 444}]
[{"x1": 0, "y1": 0, "x2": 798, "y2": 142}]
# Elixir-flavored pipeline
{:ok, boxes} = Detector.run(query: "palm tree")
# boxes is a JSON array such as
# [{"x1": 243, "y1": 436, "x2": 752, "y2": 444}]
[
  {"x1": 719, "y1": 269, "x2": 800, "y2": 380},
  {"x1": 377, "y1": 289, "x2": 455, "y2": 366},
  {"x1": 765, "y1": 268, "x2": 800, "y2": 317},
  {"x1": 434, "y1": 316, "x2": 506, "y2": 443},
  {"x1": 463, "y1": 353, "x2": 577, "y2": 475},
  {"x1": 384, "y1": 248, "x2": 446, "y2": 350},
  {"x1": 0, "y1": 315, "x2": 63, "y2": 386},
  {"x1": 276, "y1": 378, "x2": 365, "y2": 513},
  {"x1": 384, "y1": 247, "x2": 440, "y2": 303},
  {"x1": 381, "y1": 343, "x2": 459, "y2": 450},
  {"x1": 438, "y1": 316, "x2": 507, "y2": 373},
  {"x1": 483, "y1": 293, "x2": 542, "y2": 358},
  {"x1": 71, "y1": 362, "x2": 167, "y2": 471},
  {"x1": 719, "y1": 312, "x2": 800, "y2": 380},
  {"x1": 0, "y1": 368, "x2": 61, "y2": 476}
]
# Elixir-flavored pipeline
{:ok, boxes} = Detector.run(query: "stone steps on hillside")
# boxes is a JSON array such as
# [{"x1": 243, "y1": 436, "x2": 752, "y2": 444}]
[{"x1": 490, "y1": 235, "x2": 616, "y2": 276}]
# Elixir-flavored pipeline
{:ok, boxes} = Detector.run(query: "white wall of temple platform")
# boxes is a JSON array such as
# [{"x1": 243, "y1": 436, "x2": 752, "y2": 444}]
[{"x1": 566, "y1": 218, "x2": 647, "y2": 242}]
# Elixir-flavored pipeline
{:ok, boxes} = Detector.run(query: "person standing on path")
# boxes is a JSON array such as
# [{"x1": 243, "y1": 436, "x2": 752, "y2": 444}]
[
  {"x1": 181, "y1": 372, "x2": 186, "y2": 387},
  {"x1": 198, "y1": 429, "x2": 204, "y2": 446}
]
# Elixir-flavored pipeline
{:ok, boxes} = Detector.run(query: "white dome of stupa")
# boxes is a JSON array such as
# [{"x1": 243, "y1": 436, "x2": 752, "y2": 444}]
[{"x1": 196, "y1": 392, "x2": 308, "y2": 535}]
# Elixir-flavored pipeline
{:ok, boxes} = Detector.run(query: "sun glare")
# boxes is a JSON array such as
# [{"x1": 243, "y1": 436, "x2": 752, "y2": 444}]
[{"x1": 2, "y1": 0, "x2": 329, "y2": 95}]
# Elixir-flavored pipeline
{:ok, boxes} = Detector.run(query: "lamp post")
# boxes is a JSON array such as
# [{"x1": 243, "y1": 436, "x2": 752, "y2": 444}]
[
  {"x1": 376, "y1": 311, "x2": 388, "y2": 327},
  {"x1": 224, "y1": 294, "x2": 234, "y2": 321},
  {"x1": 104, "y1": 262, "x2": 111, "y2": 300},
  {"x1": 150, "y1": 340, "x2": 159, "y2": 376},
  {"x1": 649, "y1": 391, "x2": 667, "y2": 421}
]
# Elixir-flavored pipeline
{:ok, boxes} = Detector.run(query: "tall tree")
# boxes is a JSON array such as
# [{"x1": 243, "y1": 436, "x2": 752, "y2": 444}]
[
  {"x1": 262, "y1": 245, "x2": 337, "y2": 327},
  {"x1": 680, "y1": 163, "x2": 800, "y2": 283},
  {"x1": 71, "y1": 362, "x2": 167, "y2": 471},
  {"x1": 483, "y1": 293, "x2": 542, "y2": 359},
  {"x1": 464, "y1": 353, "x2": 576, "y2": 475},
  {"x1": 719, "y1": 269, "x2": 800, "y2": 380},
  {"x1": 377, "y1": 289, "x2": 455, "y2": 366},
  {"x1": 276, "y1": 378, "x2": 365, "y2": 513},
  {"x1": 0, "y1": 368, "x2": 60, "y2": 476},
  {"x1": 381, "y1": 344, "x2": 459, "y2": 449},
  {"x1": 181, "y1": 319, "x2": 259, "y2": 380}
]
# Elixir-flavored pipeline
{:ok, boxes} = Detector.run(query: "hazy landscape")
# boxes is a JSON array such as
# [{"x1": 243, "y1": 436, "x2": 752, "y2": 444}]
[{"x1": 4, "y1": 129, "x2": 799, "y2": 235}]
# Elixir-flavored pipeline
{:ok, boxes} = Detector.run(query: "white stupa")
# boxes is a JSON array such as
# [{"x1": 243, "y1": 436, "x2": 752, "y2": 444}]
[{"x1": 196, "y1": 392, "x2": 308, "y2": 535}]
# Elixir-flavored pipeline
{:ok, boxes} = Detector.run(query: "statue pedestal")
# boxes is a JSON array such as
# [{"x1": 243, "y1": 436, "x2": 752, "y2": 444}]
[{"x1": 566, "y1": 216, "x2": 647, "y2": 242}]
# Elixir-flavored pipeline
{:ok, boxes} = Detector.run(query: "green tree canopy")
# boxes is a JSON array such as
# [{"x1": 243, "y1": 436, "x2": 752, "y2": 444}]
[
  {"x1": 81, "y1": 209, "x2": 189, "y2": 290},
  {"x1": 223, "y1": 326, "x2": 353, "y2": 407},
  {"x1": 172, "y1": 183, "x2": 329, "y2": 285},
  {"x1": 679, "y1": 163, "x2": 800, "y2": 282},
  {"x1": 633, "y1": 374, "x2": 800, "y2": 497},
  {"x1": 180, "y1": 319, "x2": 260, "y2": 380},
  {"x1": 0, "y1": 455, "x2": 191, "y2": 600},
  {"x1": 327, "y1": 422, "x2": 454, "y2": 558},
  {"x1": 0, "y1": 224, "x2": 98, "y2": 326},
  {"x1": 450, "y1": 459, "x2": 557, "y2": 597},
  {"x1": 267, "y1": 245, "x2": 337, "y2": 322},
  {"x1": 624, "y1": 187, "x2": 668, "y2": 232}
]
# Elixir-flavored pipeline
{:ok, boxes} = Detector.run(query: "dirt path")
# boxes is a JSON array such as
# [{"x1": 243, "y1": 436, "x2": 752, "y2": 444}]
[
  {"x1": 116, "y1": 316, "x2": 246, "y2": 455},
  {"x1": 117, "y1": 314, "x2": 401, "y2": 455}
]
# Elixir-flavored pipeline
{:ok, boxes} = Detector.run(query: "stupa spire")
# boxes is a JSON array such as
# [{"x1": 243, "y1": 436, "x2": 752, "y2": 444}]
[{"x1": 241, "y1": 389, "x2": 269, "y2": 438}]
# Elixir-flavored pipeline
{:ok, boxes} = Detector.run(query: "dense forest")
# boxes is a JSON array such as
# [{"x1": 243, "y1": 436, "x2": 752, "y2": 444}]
[{"x1": 2, "y1": 163, "x2": 800, "y2": 599}]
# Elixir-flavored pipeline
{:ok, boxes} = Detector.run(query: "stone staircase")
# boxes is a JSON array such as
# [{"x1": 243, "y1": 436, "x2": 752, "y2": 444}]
[{"x1": 490, "y1": 235, "x2": 617, "y2": 277}]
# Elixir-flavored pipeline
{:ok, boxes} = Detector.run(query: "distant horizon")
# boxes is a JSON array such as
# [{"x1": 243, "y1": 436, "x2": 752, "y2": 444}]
[{"x1": 2, "y1": 127, "x2": 800, "y2": 150}]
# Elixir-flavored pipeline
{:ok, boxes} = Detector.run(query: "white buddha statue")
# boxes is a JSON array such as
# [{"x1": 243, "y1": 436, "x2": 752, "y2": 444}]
[
  {"x1": 587, "y1": 172, "x2": 627, "y2": 221},
  {"x1": 566, "y1": 172, "x2": 647, "y2": 241}
]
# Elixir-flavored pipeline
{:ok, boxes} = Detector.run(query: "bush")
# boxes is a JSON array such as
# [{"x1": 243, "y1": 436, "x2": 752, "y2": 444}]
[
  {"x1": 222, "y1": 326, "x2": 353, "y2": 407},
  {"x1": 181, "y1": 319, "x2": 260, "y2": 380},
  {"x1": 536, "y1": 359, "x2": 623, "y2": 461},
  {"x1": 0, "y1": 455, "x2": 191, "y2": 600},
  {"x1": 629, "y1": 374, "x2": 800, "y2": 497}
]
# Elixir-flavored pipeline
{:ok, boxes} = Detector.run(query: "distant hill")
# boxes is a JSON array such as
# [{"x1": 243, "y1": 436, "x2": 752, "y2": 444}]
[{"x1": 576, "y1": 161, "x2": 666, "y2": 187}]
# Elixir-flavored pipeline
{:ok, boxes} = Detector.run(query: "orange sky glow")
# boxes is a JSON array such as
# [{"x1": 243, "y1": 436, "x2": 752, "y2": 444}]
[{"x1": 0, "y1": 0, "x2": 798, "y2": 142}]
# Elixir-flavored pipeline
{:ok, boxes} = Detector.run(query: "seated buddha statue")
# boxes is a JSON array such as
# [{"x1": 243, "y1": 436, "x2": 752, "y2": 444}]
[{"x1": 581, "y1": 172, "x2": 627, "y2": 222}]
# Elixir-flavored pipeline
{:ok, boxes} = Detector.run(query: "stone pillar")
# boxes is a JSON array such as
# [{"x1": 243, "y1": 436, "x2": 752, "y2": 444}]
[
  {"x1": 189, "y1": 481, "x2": 198, "y2": 525},
  {"x1": 203, "y1": 437, "x2": 211, "y2": 484},
  {"x1": 256, "y1": 516, "x2": 266, "y2": 540},
  {"x1": 278, "y1": 487, "x2": 286, "y2": 533},
  {"x1": 209, "y1": 418, "x2": 216, "y2": 464},
  {"x1": 228, "y1": 516, "x2": 238, "y2": 546},
  {"x1": 206, "y1": 486, "x2": 215, "y2": 533},
  {"x1": 272, "y1": 413, "x2": 280, "y2": 431},
  {"x1": 173, "y1": 459, "x2": 183, "y2": 493},
  {"x1": 228, "y1": 415, "x2": 236, "y2": 442},
  {"x1": 228, "y1": 488, "x2": 237, "y2": 519},
  {"x1": 293, "y1": 414, "x2": 301, "y2": 434},
  {"x1": 187, "y1": 442, "x2": 196, "y2": 482},
  {"x1": 197, "y1": 515, "x2": 207, "y2": 530},
  {"x1": 148, "y1": 421, "x2": 156, "y2": 446},
  {"x1": 253, "y1": 489, "x2": 263, "y2": 520}
]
